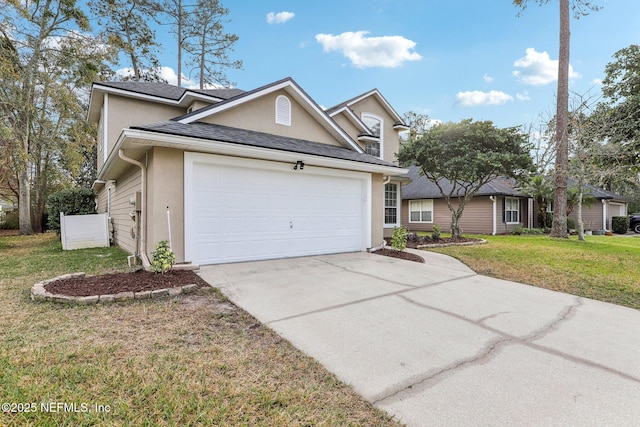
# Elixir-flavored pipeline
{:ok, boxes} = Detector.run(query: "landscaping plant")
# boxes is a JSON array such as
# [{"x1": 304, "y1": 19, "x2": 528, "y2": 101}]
[
  {"x1": 391, "y1": 226, "x2": 408, "y2": 251},
  {"x1": 151, "y1": 240, "x2": 175, "y2": 273}
]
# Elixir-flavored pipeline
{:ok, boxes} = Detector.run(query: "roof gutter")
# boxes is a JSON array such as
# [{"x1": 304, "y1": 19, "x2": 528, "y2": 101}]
[{"x1": 106, "y1": 128, "x2": 408, "y2": 177}]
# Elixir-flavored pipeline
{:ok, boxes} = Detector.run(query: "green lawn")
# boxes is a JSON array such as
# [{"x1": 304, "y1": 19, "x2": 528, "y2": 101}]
[
  {"x1": 426, "y1": 234, "x2": 640, "y2": 310},
  {"x1": 0, "y1": 234, "x2": 399, "y2": 427}
]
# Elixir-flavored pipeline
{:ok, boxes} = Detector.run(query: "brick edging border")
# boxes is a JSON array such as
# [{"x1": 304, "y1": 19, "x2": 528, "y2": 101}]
[{"x1": 30, "y1": 272, "x2": 200, "y2": 305}]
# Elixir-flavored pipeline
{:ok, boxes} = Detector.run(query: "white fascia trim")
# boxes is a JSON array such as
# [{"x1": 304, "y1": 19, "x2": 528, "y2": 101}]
[
  {"x1": 345, "y1": 89, "x2": 405, "y2": 124},
  {"x1": 115, "y1": 129, "x2": 407, "y2": 176},
  {"x1": 103, "y1": 94, "x2": 109, "y2": 164},
  {"x1": 91, "y1": 84, "x2": 224, "y2": 107},
  {"x1": 177, "y1": 79, "x2": 364, "y2": 154},
  {"x1": 358, "y1": 135, "x2": 380, "y2": 143},
  {"x1": 328, "y1": 106, "x2": 370, "y2": 133}
]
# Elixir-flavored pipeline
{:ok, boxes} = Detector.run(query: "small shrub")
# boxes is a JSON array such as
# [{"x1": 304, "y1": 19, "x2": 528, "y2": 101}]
[
  {"x1": 391, "y1": 226, "x2": 408, "y2": 251},
  {"x1": 612, "y1": 216, "x2": 630, "y2": 234},
  {"x1": 510, "y1": 227, "x2": 545, "y2": 235},
  {"x1": 431, "y1": 224, "x2": 441, "y2": 240},
  {"x1": 47, "y1": 188, "x2": 97, "y2": 232},
  {"x1": 151, "y1": 240, "x2": 175, "y2": 273}
]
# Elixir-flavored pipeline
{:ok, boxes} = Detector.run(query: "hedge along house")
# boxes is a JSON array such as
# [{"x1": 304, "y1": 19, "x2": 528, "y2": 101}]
[
  {"x1": 401, "y1": 165, "x2": 532, "y2": 235},
  {"x1": 88, "y1": 77, "x2": 408, "y2": 267}
]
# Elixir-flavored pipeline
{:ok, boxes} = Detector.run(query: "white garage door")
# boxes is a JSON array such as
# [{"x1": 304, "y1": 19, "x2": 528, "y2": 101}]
[{"x1": 185, "y1": 153, "x2": 371, "y2": 265}]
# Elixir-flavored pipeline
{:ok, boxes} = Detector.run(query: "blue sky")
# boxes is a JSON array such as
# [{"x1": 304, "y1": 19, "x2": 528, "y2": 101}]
[{"x1": 153, "y1": 0, "x2": 639, "y2": 129}]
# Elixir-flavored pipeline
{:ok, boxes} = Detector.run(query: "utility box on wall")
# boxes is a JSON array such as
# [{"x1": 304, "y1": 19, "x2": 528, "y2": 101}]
[{"x1": 59, "y1": 212, "x2": 110, "y2": 250}]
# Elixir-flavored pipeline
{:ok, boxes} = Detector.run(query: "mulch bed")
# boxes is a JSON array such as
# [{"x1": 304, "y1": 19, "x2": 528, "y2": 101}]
[
  {"x1": 45, "y1": 269, "x2": 209, "y2": 297},
  {"x1": 373, "y1": 248, "x2": 425, "y2": 263}
]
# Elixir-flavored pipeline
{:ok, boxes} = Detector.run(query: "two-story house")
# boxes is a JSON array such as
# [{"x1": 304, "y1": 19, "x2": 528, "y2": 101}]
[{"x1": 87, "y1": 77, "x2": 408, "y2": 266}]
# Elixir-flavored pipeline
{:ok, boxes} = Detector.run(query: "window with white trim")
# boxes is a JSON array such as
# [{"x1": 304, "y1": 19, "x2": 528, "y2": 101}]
[
  {"x1": 505, "y1": 197, "x2": 521, "y2": 223},
  {"x1": 275, "y1": 95, "x2": 291, "y2": 126},
  {"x1": 384, "y1": 183, "x2": 398, "y2": 226},
  {"x1": 409, "y1": 199, "x2": 433, "y2": 223},
  {"x1": 362, "y1": 113, "x2": 383, "y2": 158}
]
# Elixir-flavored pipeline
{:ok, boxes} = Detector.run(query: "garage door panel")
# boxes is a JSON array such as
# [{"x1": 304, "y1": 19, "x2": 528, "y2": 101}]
[{"x1": 185, "y1": 154, "x2": 370, "y2": 265}]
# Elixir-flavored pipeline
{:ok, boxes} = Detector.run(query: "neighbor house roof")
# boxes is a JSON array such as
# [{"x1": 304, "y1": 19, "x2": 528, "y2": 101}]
[
  {"x1": 575, "y1": 182, "x2": 629, "y2": 202},
  {"x1": 402, "y1": 165, "x2": 525, "y2": 200},
  {"x1": 131, "y1": 121, "x2": 399, "y2": 168}
]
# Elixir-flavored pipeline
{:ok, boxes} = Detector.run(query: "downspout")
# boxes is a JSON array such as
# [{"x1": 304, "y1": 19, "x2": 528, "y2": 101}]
[
  {"x1": 602, "y1": 199, "x2": 607, "y2": 231},
  {"x1": 118, "y1": 149, "x2": 151, "y2": 269},
  {"x1": 382, "y1": 175, "x2": 391, "y2": 185},
  {"x1": 490, "y1": 196, "x2": 497, "y2": 235}
]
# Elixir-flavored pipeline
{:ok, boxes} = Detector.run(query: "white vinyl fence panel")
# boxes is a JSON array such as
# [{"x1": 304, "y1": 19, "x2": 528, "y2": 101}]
[{"x1": 60, "y1": 212, "x2": 109, "y2": 250}]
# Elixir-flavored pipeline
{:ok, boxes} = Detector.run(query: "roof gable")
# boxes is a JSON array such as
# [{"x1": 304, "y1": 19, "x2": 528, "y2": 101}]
[
  {"x1": 87, "y1": 81, "x2": 245, "y2": 123},
  {"x1": 173, "y1": 77, "x2": 363, "y2": 153},
  {"x1": 328, "y1": 89, "x2": 407, "y2": 128}
]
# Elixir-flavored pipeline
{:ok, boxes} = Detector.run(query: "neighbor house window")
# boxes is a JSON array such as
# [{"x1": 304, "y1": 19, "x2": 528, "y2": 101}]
[
  {"x1": 384, "y1": 183, "x2": 398, "y2": 226},
  {"x1": 362, "y1": 113, "x2": 383, "y2": 158},
  {"x1": 275, "y1": 95, "x2": 291, "y2": 126},
  {"x1": 505, "y1": 197, "x2": 521, "y2": 223},
  {"x1": 409, "y1": 199, "x2": 433, "y2": 223}
]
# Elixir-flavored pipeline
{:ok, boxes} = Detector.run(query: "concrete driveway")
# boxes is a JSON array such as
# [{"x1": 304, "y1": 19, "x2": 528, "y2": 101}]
[{"x1": 198, "y1": 251, "x2": 640, "y2": 426}]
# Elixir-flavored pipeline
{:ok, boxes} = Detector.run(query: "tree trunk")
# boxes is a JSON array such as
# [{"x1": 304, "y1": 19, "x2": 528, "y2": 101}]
[
  {"x1": 18, "y1": 165, "x2": 33, "y2": 235},
  {"x1": 550, "y1": 0, "x2": 570, "y2": 238}
]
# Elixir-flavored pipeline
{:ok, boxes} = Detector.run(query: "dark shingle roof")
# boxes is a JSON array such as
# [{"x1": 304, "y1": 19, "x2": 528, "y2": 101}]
[
  {"x1": 93, "y1": 81, "x2": 245, "y2": 101},
  {"x1": 131, "y1": 121, "x2": 400, "y2": 168},
  {"x1": 402, "y1": 165, "x2": 525, "y2": 200}
]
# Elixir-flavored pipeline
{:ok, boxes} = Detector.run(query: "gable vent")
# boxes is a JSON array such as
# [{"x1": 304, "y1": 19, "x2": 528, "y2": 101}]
[{"x1": 275, "y1": 95, "x2": 291, "y2": 126}]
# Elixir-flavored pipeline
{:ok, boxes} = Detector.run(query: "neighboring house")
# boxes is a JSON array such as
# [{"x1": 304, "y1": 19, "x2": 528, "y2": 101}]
[
  {"x1": 402, "y1": 165, "x2": 629, "y2": 234},
  {"x1": 401, "y1": 165, "x2": 532, "y2": 235},
  {"x1": 88, "y1": 77, "x2": 408, "y2": 266},
  {"x1": 539, "y1": 184, "x2": 629, "y2": 232}
]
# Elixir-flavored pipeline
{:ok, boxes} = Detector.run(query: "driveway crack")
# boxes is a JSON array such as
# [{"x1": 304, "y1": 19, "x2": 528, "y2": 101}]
[{"x1": 374, "y1": 294, "x2": 640, "y2": 404}]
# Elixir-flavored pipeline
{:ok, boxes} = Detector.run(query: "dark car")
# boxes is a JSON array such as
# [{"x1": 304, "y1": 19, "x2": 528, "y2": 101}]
[{"x1": 630, "y1": 214, "x2": 640, "y2": 233}]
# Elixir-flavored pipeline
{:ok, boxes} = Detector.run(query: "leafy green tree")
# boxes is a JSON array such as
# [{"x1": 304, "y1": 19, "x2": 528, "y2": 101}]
[
  {"x1": 520, "y1": 175, "x2": 554, "y2": 228},
  {"x1": 398, "y1": 119, "x2": 534, "y2": 238},
  {"x1": 594, "y1": 45, "x2": 640, "y2": 176},
  {"x1": 514, "y1": 0, "x2": 600, "y2": 238},
  {"x1": 90, "y1": 0, "x2": 163, "y2": 82},
  {"x1": 184, "y1": 0, "x2": 241, "y2": 89},
  {"x1": 0, "y1": 0, "x2": 93, "y2": 234}
]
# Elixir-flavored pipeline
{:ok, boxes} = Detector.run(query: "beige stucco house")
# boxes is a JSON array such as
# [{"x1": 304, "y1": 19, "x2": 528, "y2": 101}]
[{"x1": 88, "y1": 77, "x2": 408, "y2": 266}]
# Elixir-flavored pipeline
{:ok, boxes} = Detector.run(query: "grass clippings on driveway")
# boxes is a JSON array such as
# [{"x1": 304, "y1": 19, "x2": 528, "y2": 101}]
[
  {"x1": 0, "y1": 234, "x2": 401, "y2": 426},
  {"x1": 426, "y1": 234, "x2": 640, "y2": 310}
]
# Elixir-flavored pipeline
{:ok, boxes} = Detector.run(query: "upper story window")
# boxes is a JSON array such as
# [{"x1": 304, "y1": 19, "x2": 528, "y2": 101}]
[
  {"x1": 275, "y1": 95, "x2": 291, "y2": 126},
  {"x1": 362, "y1": 113, "x2": 383, "y2": 158}
]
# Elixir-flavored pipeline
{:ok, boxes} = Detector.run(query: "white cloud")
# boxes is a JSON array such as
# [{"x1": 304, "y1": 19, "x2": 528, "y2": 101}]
[
  {"x1": 592, "y1": 78, "x2": 603, "y2": 85},
  {"x1": 315, "y1": 31, "x2": 422, "y2": 68},
  {"x1": 267, "y1": 11, "x2": 295, "y2": 24},
  {"x1": 516, "y1": 90, "x2": 531, "y2": 101},
  {"x1": 483, "y1": 73, "x2": 494, "y2": 83},
  {"x1": 513, "y1": 48, "x2": 580, "y2": 85},
  {"x1": 455, "y1": 90, "x2": 514, "y2": 107}
]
